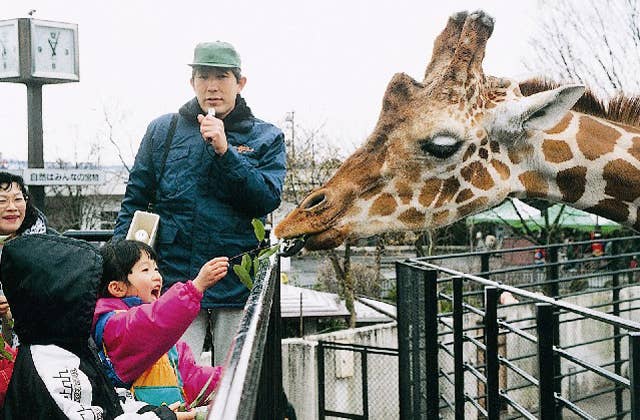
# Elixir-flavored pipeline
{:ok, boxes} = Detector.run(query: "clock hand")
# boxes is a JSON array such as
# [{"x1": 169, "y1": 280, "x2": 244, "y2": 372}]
[{"x1": 47, "y1": 33, "x2": 59, "y2": 56}]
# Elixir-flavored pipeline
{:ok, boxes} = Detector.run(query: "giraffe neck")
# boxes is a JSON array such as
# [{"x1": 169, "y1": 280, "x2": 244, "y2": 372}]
[{"x1": 512, "y1": 111, "x2": 640, "y2": 229}]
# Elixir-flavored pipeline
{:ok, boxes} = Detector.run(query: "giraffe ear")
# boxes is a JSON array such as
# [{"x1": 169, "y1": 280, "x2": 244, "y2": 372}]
[
  {"x1": 521, "y1": 84, "x2": 585, "y2": 131},
  {"x1": 488, "y1": 84, "x2": 585, "y2": 142}
]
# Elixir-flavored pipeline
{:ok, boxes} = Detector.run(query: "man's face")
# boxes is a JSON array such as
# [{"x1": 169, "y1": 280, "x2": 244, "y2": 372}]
[{"x1": 190, "y1": 67, "x2": 247, "y2": 119}]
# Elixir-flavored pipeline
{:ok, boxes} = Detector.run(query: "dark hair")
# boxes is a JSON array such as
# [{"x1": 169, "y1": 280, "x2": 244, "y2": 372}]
[
  {"x1": 0, "y1": 171, "x2": 39, "y2": 235},
  {"x1": 98, "y1": 240, "x2": 158, "y2": 297},
  {"x1": 191, "y1": 66, "x2": 242, "y2": 82}
]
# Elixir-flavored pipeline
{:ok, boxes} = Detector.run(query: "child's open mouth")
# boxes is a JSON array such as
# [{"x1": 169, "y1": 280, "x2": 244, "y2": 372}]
[{"x1": 151, "y1": 287, "x2": 161, "y2": 300}]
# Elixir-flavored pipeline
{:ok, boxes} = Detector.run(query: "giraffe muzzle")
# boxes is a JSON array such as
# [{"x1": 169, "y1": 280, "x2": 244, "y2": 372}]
[{"x1": 279, "y1": 235, "x2": 308, "y2": 257}]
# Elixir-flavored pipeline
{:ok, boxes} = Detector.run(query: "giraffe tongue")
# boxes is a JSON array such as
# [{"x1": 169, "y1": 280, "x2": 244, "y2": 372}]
[{"x1": 279, "y1": 236, "x2": 308, "y2": 257}]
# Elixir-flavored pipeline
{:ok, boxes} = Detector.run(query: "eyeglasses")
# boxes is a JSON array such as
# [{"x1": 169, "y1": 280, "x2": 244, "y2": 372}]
[{"x1": 0, "y1": 195, "x2": 27, "y2": 209}]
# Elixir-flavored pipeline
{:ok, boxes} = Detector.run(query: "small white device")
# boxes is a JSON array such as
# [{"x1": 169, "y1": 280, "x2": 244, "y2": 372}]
[{"x1": 126, "y1": 210, "x2": 160, "y2": 248}]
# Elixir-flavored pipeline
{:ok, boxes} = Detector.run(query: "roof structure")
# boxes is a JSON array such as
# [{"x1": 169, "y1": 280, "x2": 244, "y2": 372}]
[{"x1": 281, "y1": 284, "x2": 394, "y2": 323}]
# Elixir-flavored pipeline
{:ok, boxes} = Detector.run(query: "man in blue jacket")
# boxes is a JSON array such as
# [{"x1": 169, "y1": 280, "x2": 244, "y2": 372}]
[{"x1": 114, "y1": 41, "x2": 286, "y2": 365}]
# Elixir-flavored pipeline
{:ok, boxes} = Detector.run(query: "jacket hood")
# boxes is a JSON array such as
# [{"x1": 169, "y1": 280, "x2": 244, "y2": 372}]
[{"x1": 0, "y1": 234, "x2": 102, "y2": 348}]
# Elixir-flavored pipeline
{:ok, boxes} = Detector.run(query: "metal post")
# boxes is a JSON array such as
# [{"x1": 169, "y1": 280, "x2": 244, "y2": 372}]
[
  {"x1": 361, "y1": 347, "x2": 369, "y2": 419},
  {"x1": 537, "y1": 303, "x2": 557, "y2": 420},
  {"x1": 484, "y1": 287, "x2": 500, "y2": 419},
  {"x1": 318, "y1": 341, "x2": 326, "y2": 420},
  {"x1": 424, "y1": 268, "x2": 440, "y2": 419},
  {"x1": 27, "y1": 82, "x2": 45, "y2": 211},
  {"x1": 629, "y1": 332, "x2": 640, "y2": 420},
  {"x1": 612, "y1": 252, "x2": 623, "y2": 420},
  {"x1": 480, "y1": 253, "x2": 490, "y2": 278},
  {"x1": 453, "y1": 277, "x2": 465, "y2": 419}
]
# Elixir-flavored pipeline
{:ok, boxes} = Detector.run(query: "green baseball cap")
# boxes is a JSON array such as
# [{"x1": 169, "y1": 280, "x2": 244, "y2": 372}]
[{"x1": 189, "y1": 41, "x2": 241, "y2": 69}]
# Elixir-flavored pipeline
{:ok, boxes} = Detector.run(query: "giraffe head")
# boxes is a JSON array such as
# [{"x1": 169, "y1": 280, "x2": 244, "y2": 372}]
[{"x1": 275, "y1": 10, "x2": 585, "y2": 251}]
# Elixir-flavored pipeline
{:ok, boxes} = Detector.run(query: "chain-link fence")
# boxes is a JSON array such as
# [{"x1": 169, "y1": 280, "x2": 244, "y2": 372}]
[{"x1": 317, "y1": 341, "x2": 399, "y2": 420}]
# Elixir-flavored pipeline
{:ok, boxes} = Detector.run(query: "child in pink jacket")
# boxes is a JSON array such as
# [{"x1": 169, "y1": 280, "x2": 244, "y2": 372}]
[{"x1": 92, "y1": 240, "x2": 229, "y2": 408}]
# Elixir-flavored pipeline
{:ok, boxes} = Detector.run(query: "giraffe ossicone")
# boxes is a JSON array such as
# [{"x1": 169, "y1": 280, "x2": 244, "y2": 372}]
[{"x1": 275, "y1": 10, "x2": 640, "y2": 252}]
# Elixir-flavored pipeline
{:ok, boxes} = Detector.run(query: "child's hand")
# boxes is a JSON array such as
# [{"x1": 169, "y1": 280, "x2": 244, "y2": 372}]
[
  {"x1": 167, "y1": 402, "x2": 197, "y2": 420},
  {"x1": 193, "y1": 256, "x2": 229, "y2": 293}
]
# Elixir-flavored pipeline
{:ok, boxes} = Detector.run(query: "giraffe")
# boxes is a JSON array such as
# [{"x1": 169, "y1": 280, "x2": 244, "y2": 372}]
[{"x1": 275, "y1": 10, "x2": 640, "y2": 252}]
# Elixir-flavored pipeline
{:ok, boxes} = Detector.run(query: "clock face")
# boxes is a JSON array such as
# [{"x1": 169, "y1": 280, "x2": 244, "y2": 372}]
[
  {"x1": 0, "y1": 20, "x2": 19, "y2": 78},
  {"x1": 31, "y1": 21, "x2": 78, "y2": 79}
]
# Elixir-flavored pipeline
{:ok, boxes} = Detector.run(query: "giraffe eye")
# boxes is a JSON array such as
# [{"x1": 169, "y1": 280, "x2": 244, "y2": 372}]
[{"x1": 420, "y1": 135, "x2": 462, "y2": 159}]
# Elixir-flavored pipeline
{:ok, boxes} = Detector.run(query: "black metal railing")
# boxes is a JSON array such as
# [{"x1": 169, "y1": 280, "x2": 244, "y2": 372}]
[
  {"x1": 62, "y1": 230, "x2": 283, "y2": 419},
  {"x1": 397, "y1": 235, "x2": 640, "y2": 419}
]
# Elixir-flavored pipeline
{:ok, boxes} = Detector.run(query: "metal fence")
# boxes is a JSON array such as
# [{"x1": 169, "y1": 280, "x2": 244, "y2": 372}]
[
  {"x1": 397, "y1": 235, "x2": 640, "y2": 419},
  {"x1": 317, "y1": 341, "x2": 399, "y2": 420},
  {"x1": 62, "y1": 230, "x2": 285, "y2": 420}
]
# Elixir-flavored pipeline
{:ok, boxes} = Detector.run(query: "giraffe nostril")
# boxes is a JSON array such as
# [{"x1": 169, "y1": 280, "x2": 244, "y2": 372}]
[{"x1": 301, "y1": 192, "x2": 326, "y2": 210}]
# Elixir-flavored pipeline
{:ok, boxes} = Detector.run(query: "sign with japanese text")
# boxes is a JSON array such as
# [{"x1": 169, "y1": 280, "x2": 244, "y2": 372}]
[{"x1": 22, "y1": 168, "x2": 104, "y2": 185}]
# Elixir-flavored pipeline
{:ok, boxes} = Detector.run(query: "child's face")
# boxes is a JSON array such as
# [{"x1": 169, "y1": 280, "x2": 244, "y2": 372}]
[{"x1": 126, "y1": 252, "x2": 163, "y2": 303}]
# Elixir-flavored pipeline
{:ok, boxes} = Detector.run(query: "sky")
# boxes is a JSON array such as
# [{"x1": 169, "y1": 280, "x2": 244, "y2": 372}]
[{"x1": 0, "y1": 0, "x2": 539, "y2": 166}]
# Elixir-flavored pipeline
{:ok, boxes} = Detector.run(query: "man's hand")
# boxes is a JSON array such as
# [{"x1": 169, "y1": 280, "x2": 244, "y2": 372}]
[
  {"x1": 197, "y1": 111, "x2": 228, "y2": 156},
  {"x1": 193, "y1": 256, "x2": 230, "y2": 293}
]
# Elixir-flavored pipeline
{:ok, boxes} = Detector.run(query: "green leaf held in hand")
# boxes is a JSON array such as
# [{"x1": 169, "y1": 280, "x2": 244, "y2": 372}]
[
  {"x1": 233, "y1": 264, "x2": 253, "y2": 290},
  {"x1": 251, "y1": 218, "x2": 265, "y2": 243}
]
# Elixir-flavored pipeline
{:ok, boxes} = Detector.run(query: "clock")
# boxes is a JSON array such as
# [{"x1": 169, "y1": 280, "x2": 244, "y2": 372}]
[
  {"x1": 0, "y1": 19, "x2": 19, "y2": 78},
  {"x1": 31, "y1": 19, "x2": 78, "y2": 81},
  {"x1": 0, "y1": 18, "x2": 79, "y2": 84}
]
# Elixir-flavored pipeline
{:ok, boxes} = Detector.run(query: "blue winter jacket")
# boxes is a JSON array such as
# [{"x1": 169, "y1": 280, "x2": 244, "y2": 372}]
[{"x1": 114, "y1": 96, "x2": 286, "y2": 308}]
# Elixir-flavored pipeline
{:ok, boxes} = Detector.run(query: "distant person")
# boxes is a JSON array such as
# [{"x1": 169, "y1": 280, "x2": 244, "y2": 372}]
[
  {"x1": 93, "y1": 240, "x2": 228, "y2": 408},
  {"x1": 0, "y1": 234, "x2": 191, "y2": 419},
  {"x1": 113, "y1": 41, "x2": 287, "y2": 364},
  {"x1": 475, "y1": 232, "x2": 486, "y2": 251}
]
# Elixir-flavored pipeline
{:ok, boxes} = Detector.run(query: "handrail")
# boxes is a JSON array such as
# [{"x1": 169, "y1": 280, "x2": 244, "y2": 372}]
[{"x1": 208, "y1": 256, "x2": 281, "y2": 419}]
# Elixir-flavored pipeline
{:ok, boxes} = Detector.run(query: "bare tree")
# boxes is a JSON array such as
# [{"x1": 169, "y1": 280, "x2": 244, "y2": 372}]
[{"x1": 525, "y1": 0, "x2": 640, "y2": 98}]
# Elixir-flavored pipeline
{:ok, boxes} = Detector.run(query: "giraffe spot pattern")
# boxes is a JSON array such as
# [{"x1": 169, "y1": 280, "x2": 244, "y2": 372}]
[
  {"x1": 489, "y1": 141, "x2": 500, "y2": 154},
  {"x1": 369, "y1": 193, "x2": 398, "y2": 217},
  {"x1": 519, "y1": 171, "x2": 548, "y2": 198},
  {"x1": 458, "y1": 197, "x2": 489, "y2": 217},
  {"x1": 399, "y1": 208, "x2": 426, "y2": 227},
  {"x1": 629, "y1": 137, "x2": 640, "y2": 162},
  {"x1": 435, "y1": 177, "x2": 460, "y2": 207},
  {"x1": 395, "y1": 180, "x2": 414, "y2": 204},
  {"x1": 432, "y1": 210, "x2": 450, "y2": 226},
  {"x1": 588, "y1": 199, "x2": 630, "y2": 225},
  {"x1": 557, "y1": 166, "x2": 586, "y2": 203},
  {"x1": 455, "y1": 188, "x2": 474, "y2": 203},
  {"x1": 419, "y1": 178, "x2": 443, "y2": 207},
  {"x1": 603, "y1": 159, "x2": 640, "y2": 202},
  {"x1": 479, "y1": 148, "x2": 489, "y2": 159},
  {"x1": 463, "y1": 143, "x2": 477, "y2": 161},
  {"x1": 542, "y1": 139, "x2": 574, "y2": 163},
  {"x1": 361, "y1": 183, "x2": 384, "y2": 200},
  {"x1": 460, "y1": 161, "x2": 495, "y2": 190},
  {"x1": 577, "y1": 116, "x2": 620, "y2": 160},
  {"x1": 490, "y1": 160, "x2": 510, "y2": 180},
  {"x1": 508, "y1": 144, "x2": 534, "y2": 165},
  {"x1": 546, "y1": 112, "x2": 573, "y2": 135}
]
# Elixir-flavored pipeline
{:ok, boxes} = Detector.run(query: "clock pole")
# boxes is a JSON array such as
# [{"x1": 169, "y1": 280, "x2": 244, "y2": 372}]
[
  {"x1": 26, "y1": 82, "x2": 44, "y2": 210},
  {"x1": 0, "y1": 17, "x2": 79, "y2": 213}
]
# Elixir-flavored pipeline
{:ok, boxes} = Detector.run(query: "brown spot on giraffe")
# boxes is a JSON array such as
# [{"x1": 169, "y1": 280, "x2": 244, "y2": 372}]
[
  {"x1": 478, "y1": 148, "x2": 489, "y2": 160},
  {"x1": 463, "y1": 143, "x2": 477, "y2": 161},
  {"x1": 458, "y1": 197, "x2": 489, "y2": 217},
  {"x1": 577, "y1": 116, "x2": 620, "y2": 160},
  {"x1": 399, "y1": 208, "x2": 426, "y2": 227},
  {"x1": 519, "y1": 171, "x2": 548, "y2": 198},
  {"x1": 543, "y1": 139, "x2": 574, "y2": 163},
  {"x1": 435, "y1": 177, "x2": 460, "y2": 207},
  {"x1": 432, "y1": 210, "x2": 450, "y2": 226},
  {"x1": 490, "y1": 160, "x2": 510, "y2": 180},
  {"x1": 557, "y1": 166, "x2": 587, "y2": 203},
  {"x1": 419, "y1": 178, "x2": 443, "y2": 207},
  {"x1": 489, "y1": 141, "x2": 500, "y2": 154},
  {"x1": 455, "y1": 188, "x2": 474, "y2": 203},
  {"x1": 395, "y1": 180, "x2": 414, "y2": 204},
  {"x1": 546, "y1": 112, "x2": 573, "y2": 135},
  {"x1": 369, "y1": 193, "x2": 398, "y2": 217},
  {"x1": 508, "y1": 144, "x2": 534, "y2": 165},
  {"x1": 588, "y1": 199, "x2": 630, "y2": 225},
  {"x1": 460, "y1": 161, "x2": 495, "y2": 190},
  {"x1": 629, "y1": 137, "x2": 640, "y2": 162},
  {"x1": 361, "y1": 183, "x2": 384, "y2": 200},
  {"x1": 603, "y1": 159, "x2": 640, "y2": 202}
]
